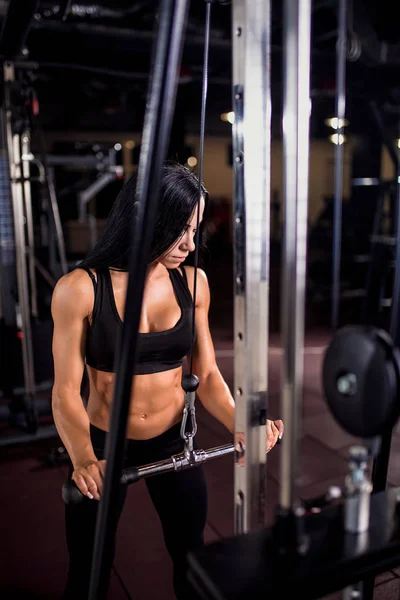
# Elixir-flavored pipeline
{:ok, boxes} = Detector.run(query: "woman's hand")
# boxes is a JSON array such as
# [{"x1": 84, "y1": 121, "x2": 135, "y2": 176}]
[
  {"x1": 72, "y1": 459, "x2": 106, "y2": 500},
  {"x1": 235, "y1": 419, "x2": 284, "y2": 465},
  {"x1": 266, "y1": 419, "x2": 284, "y2": 453}
]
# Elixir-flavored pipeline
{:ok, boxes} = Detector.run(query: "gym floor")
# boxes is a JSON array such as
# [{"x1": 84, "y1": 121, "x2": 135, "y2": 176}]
[{"x1": 1, "y1": 259, "x2": 400, "y2": 600}]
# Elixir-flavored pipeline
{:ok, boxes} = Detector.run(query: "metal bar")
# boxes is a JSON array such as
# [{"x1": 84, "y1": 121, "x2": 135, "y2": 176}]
[
  {"x1": 364, "y1": 136, "x2": 400, "y2": 600},
  {"x1": 279, "y1": 0, "x2": 311, "y2": 514},
  {"x1": 78, "y1": 168, "x2": 123, "y2": 250},
  {"x1": 34, "y1": 257, "x2": 56, "y2": 288},
  {"x1": 0, "y1": 107, "x2": 16, "y2": 326},
  {"x1": 64, "y1": 444, "x2": 235, "y2": 505},
  {"x1": 352, "y1": 178, "x2": 380, "y2": 187},
  {"x1": 364, "y1": 135, "x2": 400, "y2": 573},
  {"x1": 46, "y1": 186, "x2": 57, "y2": 278},
  {"x1": 331, "y1": 0, "x2": 347, "y2": 331},
  {"x1": 21, "y1": 133, "x2": 38, "y2": 317},
  {"x1": 232, "y1": 0, "x2": 271, "y2": 534},
  {"x1": 390, "y1": 153, "x2": 400, "y2": 343},
  {"x1": 3, "y1": 63, "x2": 37, "y2": 424},
  {"x1": 188, "y1": 0, "x2": 211, "y2": 376},
  {"x1": 46, "y1": 167, "x2": 68, "y2": 276},
  {"x1": 131, "y1": 444, "x2": 234, "y2": 482},
  {"x1": 88, "y1": 2, "x2": 189, "y2": 599},
  {"x1": 78, "y1": 171, "x2": 117, "y2": 220},
  {"x1": 11, "y1": 133, "x2": 37, "y2": 399}
]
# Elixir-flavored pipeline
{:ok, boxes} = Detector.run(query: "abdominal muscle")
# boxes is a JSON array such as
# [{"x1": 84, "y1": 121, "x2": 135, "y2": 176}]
[{"x1": 86, "y1": 365, "x2": 185, "y2": 440}]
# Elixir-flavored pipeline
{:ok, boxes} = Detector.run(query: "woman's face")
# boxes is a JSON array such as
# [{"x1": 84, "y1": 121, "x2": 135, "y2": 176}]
[{"x1": 159, "y1": 196, "x2": 205, "y2": 269}]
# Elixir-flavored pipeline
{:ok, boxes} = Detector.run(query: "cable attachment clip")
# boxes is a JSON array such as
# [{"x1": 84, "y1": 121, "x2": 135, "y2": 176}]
[{"x1": 180, "y1": 374, "x2": 200, "y2": 454}]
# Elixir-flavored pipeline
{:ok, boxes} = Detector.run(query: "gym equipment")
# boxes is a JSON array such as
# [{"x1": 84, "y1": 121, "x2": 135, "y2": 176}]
[
  {"x1": 186, "y1": 2, "x2": 400, "y2": 598},
  {"x1": 323, "y1": 326, "x2": 400, "y2": 439},
  {"x1": 331, "y1": 0, "x2": 347, "y2": 331},
  {"x1": 77, "y1": 154, "x2": 124, "y2": 250},
  {"x1": 2, "y1": 62, "x2": 37, "y2": 434},
  {"x1": 187, "y1": 487, "x2": 400, "y2": 599},
  {"x1": 231, "y1": 0, "x2": 271, "y2": 534},
  {"x1": 62, "y1": 442, "x2": 235, "y2": 505},
  {"x1": 187, "y1": 321, "x2": 400, "y2": 598}
]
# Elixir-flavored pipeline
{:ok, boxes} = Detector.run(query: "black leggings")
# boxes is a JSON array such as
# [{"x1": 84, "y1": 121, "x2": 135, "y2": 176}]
[{"x1": 63, "y1": 422, "x2": 208, "y2": 600}]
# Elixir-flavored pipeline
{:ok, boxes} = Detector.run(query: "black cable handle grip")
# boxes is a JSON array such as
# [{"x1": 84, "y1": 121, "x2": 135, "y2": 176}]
[{"x1": 62, "y1": 467, "x2": 140, "y2": 505}]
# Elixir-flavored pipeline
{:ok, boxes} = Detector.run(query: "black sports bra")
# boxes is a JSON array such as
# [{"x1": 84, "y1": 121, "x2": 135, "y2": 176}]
[{"x1": 81, "y1": 267, "x2": 193, "y2": 375}]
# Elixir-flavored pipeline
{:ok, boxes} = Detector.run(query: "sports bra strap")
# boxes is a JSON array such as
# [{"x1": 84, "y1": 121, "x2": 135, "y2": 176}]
[
  {"x1": 180, "y1": 266, "x2": 188, "y2": 285},
  {"x1": 79, "y1": 267, "x2": 97, "y2": 293}
]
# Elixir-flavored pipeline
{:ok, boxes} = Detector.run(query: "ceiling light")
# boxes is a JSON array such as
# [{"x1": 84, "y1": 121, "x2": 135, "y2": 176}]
[
  {"x1": 114, "y1": 143, "x2": 122, "y2": 151},
  {"x1": 329, "y1": 133, "x2": 346, "y2": 145},
  {"x1": 125, "y1": 140, "x2": 135, "y2": 150},
  {"x1": 220, "y1": 111, "x2": 235, "y2": 124},
  {"x1": 187, "y1": 156, "x2": 197, "y2": 167},
  {"x1": 325, "y1": 117, "x2": 349, "y2": 130}
]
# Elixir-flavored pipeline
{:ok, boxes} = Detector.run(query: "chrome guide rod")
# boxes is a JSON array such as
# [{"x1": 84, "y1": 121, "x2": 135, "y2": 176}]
[
  {"x1": 331, "y1": 0, "x2": 347, "y2": 331},
  {"x1": 21, "y1": 132, "x2": 38, "y2": 317},
  {"x1": 280, "y1": 0, "x2": 311, "y2": 512},
  {"x1": 4, "y1": 62, "x2": 36, "y2": 406},
  {"x1": 232, "y1": 0, "x2": 272, "y2": 534}
]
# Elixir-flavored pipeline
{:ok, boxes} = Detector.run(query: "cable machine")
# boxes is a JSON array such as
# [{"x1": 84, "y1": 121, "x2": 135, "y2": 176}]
[
  {"x1": 0, "y1": 61, "x2": 67, "y2": 446},
  {"x1": 187, "y1": 1, "x2": 400, "y2": 598},
  {"x1": 49, "y1": 0, "x2": 400, "y2": 598}
]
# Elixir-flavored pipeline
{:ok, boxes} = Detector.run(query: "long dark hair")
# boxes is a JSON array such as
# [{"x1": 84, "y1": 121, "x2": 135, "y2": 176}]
[{"x1": 79, "y1": 162, "x2": 208, "y2": 271}]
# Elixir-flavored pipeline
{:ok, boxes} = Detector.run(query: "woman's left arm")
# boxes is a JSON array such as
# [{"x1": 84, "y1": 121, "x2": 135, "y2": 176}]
[{"x1": 187, "y1": 267, "x2": 284, "y2": 451}]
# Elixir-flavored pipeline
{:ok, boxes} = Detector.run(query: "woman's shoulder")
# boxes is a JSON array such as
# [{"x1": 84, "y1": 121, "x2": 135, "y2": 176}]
[
  {"x1": 182, "y1": 266, "x2": 210, "y2": 304},
  {"x1": 183, "y1": 265, "x2": 208, "y2": 286},
  {"x1": 51, "y1": 268, "x2": 95, "y2": 317}
]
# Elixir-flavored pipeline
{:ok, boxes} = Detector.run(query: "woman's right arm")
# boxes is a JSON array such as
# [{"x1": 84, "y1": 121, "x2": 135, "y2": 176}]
[{"x1": 51, "y1": 269, "x2": 104, "y2": 500}]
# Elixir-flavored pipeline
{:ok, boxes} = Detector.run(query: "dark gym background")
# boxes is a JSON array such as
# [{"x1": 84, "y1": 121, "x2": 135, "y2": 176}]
[{"x1": 2, "y1": 1, "x2": 400, "y2": 598}]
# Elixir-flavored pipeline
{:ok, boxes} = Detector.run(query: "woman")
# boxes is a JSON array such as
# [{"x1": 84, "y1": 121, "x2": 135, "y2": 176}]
[{"x1": 51, "y1": 162, "x2": 283, "y2": 599}]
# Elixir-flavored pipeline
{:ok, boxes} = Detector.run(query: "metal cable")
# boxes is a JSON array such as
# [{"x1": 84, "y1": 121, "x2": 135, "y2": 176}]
[{"x1": 189, "y1": 0, "x2": 211, "y2": 375}]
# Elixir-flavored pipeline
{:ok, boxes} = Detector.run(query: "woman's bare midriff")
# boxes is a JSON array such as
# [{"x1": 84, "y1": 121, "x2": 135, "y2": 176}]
[{"x1": 86, "y1": 364, "x2": 185, "y2": 440}]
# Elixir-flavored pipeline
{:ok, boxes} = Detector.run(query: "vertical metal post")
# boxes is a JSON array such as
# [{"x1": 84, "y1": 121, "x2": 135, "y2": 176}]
[
  {"x1": 232, "y1": 0, "x2": 271, "y2": 534},
  {"x1": 88, "y1": 1, "x2": 189, "y2": 598},
  {"x1": 373, "y1": 132, "x2": 400, "y2": 486},
  {"x1": 3, "y1": 62, "x2": 37, "y2": 427},
  {"x1": 278, "y1": 0, "x2": 311, "y2": 535},
  {"x1": 389, "y1": 141, "x2": 400, "y2": 345},
  {"x1": 332, "y1": 0, "x2": 347, "y2": 331},
  {"x1": 0, "y1": 107, "x2": 16, "y2": 327},
  {"x1": 21, "y1": 132, "x2": 38, "y2": 317},
  {"x1": 46, "y1": 167, "x2": 68, "y2": 276},
  {"x1": 361, "y1": 128, "x2": 400, "y2": 600},
  {"x1": 362, "y1": 128, "x2": 400, "y2": 600}
]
